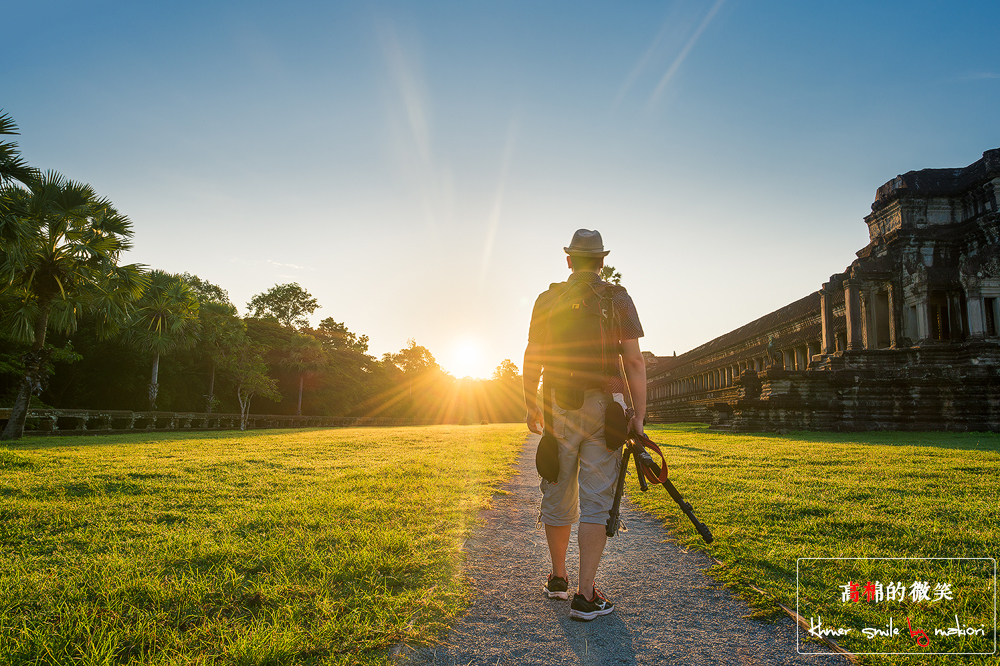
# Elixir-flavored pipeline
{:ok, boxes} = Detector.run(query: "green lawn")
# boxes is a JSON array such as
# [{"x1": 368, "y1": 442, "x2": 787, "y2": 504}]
[
  {"x1": 4, "y1": 424, "x2": 996, "y2": 665},
  {"x1": 633, "y1": 424, "x2": 999, "y2": 665},
  {"x1": 0, "y1": 425, "x2": 524, "y2": 666}
]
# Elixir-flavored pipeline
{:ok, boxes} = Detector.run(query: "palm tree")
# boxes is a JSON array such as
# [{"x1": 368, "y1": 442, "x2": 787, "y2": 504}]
[
  {"x1": 280, "y1": 333, "x2": 326, "y2": 415},
  {"x1": 0, "y1": 111, "x2": 36, "y2": 187},
  {"x1": 0, "y1": 112, "x2": 39, "y2": 266},
  {"x1": 0, "y1": 171, "x2": 147, "y2": 439},
  {"x1": 127, "y1": 271, "x2": 201, "y2": 410}
]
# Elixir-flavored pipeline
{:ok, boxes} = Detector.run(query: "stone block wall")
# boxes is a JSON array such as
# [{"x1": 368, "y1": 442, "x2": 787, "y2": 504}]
[{"x1": 711, "y1": 343, "x2": 1000, "y2": 432}]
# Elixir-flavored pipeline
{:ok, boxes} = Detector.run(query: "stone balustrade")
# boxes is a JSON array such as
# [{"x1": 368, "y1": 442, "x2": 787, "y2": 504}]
[{"x1": 0, "y1": 408, "x2": 422, "y2": 435}]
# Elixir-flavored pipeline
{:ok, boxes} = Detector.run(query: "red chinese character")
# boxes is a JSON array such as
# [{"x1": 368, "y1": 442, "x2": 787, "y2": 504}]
[
  {"x1": 864, "y1": 581, "x2": 877, "y2": 602},
  {"x1": 850, "y1": 581, "x2": 860, "y2": 602}
]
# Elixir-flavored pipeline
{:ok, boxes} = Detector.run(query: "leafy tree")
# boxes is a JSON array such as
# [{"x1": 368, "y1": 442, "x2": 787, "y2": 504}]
[
  {"x1": 297, "y1": 318, "x2": 378, "y2": 417},
  {"x1": 177, "y1": 273, "x2": 241, "y2": 412},
  {"x1": 368, "y1": 339, "x2": 453, "y2": 421},
  {"x1": 0, "y1": 111, "x2": 35, "y2": 187},
  {"x1": 0, "y1": 171, "x2": 146, "y2": 439},
  {"x1": 221, "y1": 335, "x2": 280, "y2": 430},
  {"x1": 179, "y1": 272, "x2": 231, "y2": 306},
  {"x1": 198, "y1": 300, "x2": 242, "y2": 412},
  {"x1": 600, "y1": 265, "x2": 622, "y2": 285},
  {"x1": 246, "y1": 282, "x2": 318, "y2": 329},
  {"x1": 314, "y1": 317, "x2": 369, "y2": 353},
  {"x1": 385, "y1": 338, "x2": 438, "y2": 374},
  {"x1": 279, "y1": 333, "x2": 326, "y2": 415},
  {"x1": 127, "y1": 270, "x2": 200, "y2": 409},
  {"x1": 492, "y1": 359, "x2": 520, "y2": 381}
]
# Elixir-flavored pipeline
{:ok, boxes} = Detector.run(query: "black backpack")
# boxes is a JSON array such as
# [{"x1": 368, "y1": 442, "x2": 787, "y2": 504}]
[{"x1": 542, "y1": 279, "x2": 621, "y2": 395}]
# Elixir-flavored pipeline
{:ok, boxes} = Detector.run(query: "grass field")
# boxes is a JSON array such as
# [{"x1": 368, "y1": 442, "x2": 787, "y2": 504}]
[
  {"x1": 0, "y1": 425, "x2": 524, "y2": 666},
  {"x1": 3, "y1": 424, "x2": 997, "y2": 665},
  {"x1": 632, "y1": 424, "x2": 999, "y2": 665}
]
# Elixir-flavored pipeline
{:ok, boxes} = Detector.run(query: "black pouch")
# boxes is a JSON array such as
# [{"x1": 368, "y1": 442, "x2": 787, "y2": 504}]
[
  {"x1": 604, "y1": 399, "x2": 628, "y2": 451},
  {"x1": 535, "y1": 434, "x2": 560, "y2": 483},
  {"x1": 554, "y1": 387, "x2": 585, "y2": 411}
]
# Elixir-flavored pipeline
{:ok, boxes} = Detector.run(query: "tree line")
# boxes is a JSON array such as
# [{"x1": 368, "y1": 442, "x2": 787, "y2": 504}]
[{"x1": 0, "y1": 111, "x2": 524, "y2": 439}]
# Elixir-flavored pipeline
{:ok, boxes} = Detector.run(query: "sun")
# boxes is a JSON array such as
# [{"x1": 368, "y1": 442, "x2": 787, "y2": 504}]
[{"x1": 445, "y1": 339, "x2": 486, "y2": 379}]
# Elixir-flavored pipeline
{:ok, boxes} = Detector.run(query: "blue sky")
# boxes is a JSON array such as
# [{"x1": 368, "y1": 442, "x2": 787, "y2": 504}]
[{"x1": 5, "y1": 0, "x2": 999, "y2": 377}]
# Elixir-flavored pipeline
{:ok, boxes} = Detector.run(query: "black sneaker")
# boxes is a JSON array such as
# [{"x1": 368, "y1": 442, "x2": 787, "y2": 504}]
[
  {"x1": 569, "y1": 586, "x2": 614, "y2": 620},
  {"x1": 544, "y1": 574, "x2": 569, "y2": 600}
]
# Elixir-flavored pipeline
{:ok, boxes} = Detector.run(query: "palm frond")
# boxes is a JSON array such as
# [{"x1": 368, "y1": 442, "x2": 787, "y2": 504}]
[
  {"x1": 0, "y1": 111, "x2": 37, "y2": 187},
  {"x1": 0, "y1": 111, "x2": 20, "y2": 136},
  {"x1": 48, "y1": 295, "x2": 84, "y2": 335},
  {"x1": 3, "y1": 298, "x2": 39, "y2": 344}
]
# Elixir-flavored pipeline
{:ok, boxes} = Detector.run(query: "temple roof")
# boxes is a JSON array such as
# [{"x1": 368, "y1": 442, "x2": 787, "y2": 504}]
[
  {"x1": 649, "y1": 291, "x2": 825, "y2": 377},
  {"x1": 872, "y1": 148, "x2": 1000, "y2": 211}
]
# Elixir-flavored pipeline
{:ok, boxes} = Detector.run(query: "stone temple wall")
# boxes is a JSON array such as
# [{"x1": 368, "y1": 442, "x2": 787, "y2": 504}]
[{"x1": 647, "y1": 148, "x2": 1000, "y2": 432}]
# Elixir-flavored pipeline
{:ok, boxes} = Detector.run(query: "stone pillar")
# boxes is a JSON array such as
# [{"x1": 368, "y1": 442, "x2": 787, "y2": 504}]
[
  {"x1": 862, "y1": 291, "x2": 876, "y2": 350},
  {"x1": 886, "y1": 284, "x2": 900, "y2": 347},
  {"x1": 948, "y1": 292, "x2": 964, "y2": 341},
  {"x1": 845, "y1": 280, "x2": 864, "y2": 350},
  {"x1": 820, "y1": 284, "x2": 836, "y2": 354},
  {"x1": 917, "y1": 300, "x2": 931, "y2": 343},
  {"x1": 36, "y1": 415, "x2": 57, "y2": 432},
  {"x1": 966, "y1": 288, "x2": 985, "y2": 338},
  {"x1": 807, "y1": 341, "x2": 820, "y2": 363}
]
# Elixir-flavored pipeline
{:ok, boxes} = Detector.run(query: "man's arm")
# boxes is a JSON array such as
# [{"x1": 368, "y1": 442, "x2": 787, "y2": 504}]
[
  {"x1": 523, "y1": 341, "x2": 544, "y2": 434},
  {"x1": 620, "y1": 338, "x2": 646, "y2": 435}
]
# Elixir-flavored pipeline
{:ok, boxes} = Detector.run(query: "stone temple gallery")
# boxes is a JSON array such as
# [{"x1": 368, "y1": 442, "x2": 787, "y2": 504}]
[{"x1": 646, "y1": 149, "x2": 1000, "y2": 431}]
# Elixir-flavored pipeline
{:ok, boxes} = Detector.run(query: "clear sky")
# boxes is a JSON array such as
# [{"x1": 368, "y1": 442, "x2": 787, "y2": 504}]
[{"x1": 5, "y1": 1, "x2": 999, "y2": 378}]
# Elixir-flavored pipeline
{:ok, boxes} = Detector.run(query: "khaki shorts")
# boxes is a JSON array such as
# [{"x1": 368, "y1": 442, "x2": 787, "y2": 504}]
[{"x1": 539, "y1": 388, "x2": 622, "y2": 526}]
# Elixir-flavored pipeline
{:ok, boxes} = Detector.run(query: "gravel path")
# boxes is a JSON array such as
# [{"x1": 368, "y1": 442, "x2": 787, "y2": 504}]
[{"x1": 404, "y1": 434, "x2": 847, "y2": 666}]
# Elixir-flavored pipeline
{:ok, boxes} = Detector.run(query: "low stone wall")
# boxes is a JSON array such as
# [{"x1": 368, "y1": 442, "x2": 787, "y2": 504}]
[
  {"x1": 710, "y1": 343, "x2": 1000, "y2": 432},
  {"x1": 0, "y1": 408, "x2": 422, "y2": 435}
]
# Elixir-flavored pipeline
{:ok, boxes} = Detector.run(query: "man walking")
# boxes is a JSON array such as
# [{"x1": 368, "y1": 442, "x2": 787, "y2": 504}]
[{"x1": 522, "y1": 229, "x2": 646, "y2": 621}]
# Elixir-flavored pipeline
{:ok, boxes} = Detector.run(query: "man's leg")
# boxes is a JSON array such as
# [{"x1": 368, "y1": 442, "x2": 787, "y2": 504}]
[
  {"x1": 577, "y1": 522, "x2": 607, "y2": 597},
  {"x1": 545, "y1": 523, "x2": 571, "y2": 579},
  {"x1": 540, "y1": 398, "x2": 582, "y2": 589},
  {"x1": 575, "y1": 389, "x2": 618, "y2": 601}
]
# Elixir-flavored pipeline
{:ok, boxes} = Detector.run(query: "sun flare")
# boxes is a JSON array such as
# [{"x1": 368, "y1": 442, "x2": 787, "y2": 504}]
[{"x1": 445, "y1": 339, "x2": 487, "y2": 379}]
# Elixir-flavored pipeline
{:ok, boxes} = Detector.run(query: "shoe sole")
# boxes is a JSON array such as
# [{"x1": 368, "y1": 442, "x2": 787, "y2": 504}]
[
  {"x1": 569, "y1": 606, "x2": 614, "y2": 621},
  {"x1": 545, "y1": 589, "x2": 569, "y2": 600}
]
